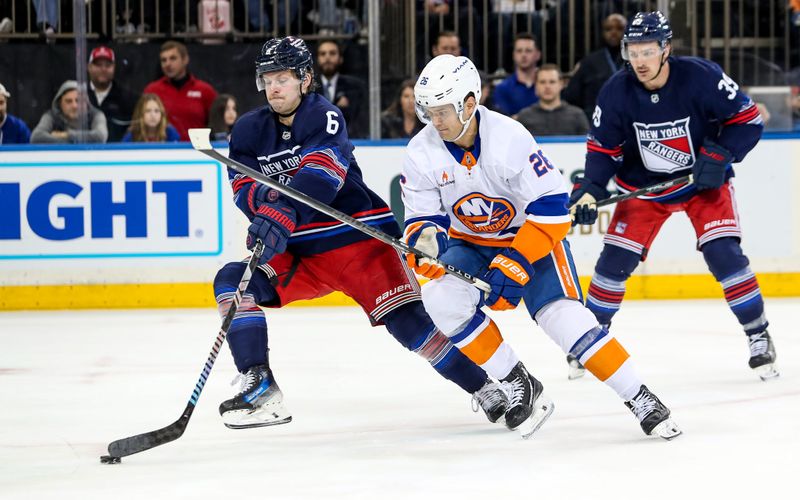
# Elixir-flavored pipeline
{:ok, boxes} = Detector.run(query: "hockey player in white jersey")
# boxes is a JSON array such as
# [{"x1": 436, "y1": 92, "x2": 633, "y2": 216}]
[{"x1": 401, "y1": 54, "x2": 681, "y2": 440}]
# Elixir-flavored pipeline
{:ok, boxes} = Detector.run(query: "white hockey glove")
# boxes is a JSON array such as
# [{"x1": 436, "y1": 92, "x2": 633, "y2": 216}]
[{"x1": 403, "y1": 221, "x2": 448, "y2": 279}]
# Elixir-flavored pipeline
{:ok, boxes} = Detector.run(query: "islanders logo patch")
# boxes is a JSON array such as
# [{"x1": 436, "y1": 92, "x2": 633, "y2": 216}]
[
  {"x1": 453, "y1": 193, "x2": 516, "y2": 233},
  {"x1": 633, "y1": 117, "x2": 695, "y2": 174}
]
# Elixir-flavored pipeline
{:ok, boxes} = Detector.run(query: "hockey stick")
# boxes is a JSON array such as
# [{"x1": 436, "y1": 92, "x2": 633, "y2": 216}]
[
  {"x1": 595, "y1": 174, "x2": 694, "y2": 208},
  {"x1": 102, "y1": 241, "x2": 265, "y2": 462},
  {"x1": 188, "y1": 128, "x2": 491, "y2": 293}
]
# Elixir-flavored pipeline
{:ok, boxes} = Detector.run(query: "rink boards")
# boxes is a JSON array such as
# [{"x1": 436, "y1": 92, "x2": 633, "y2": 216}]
[{"x1": 0, "y1": 135, "x2": 798, "y2": 309}]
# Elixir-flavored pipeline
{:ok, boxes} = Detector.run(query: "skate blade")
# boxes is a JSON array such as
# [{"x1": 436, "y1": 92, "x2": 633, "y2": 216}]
[
  {"x1": 519, "y1": 394, "x2": 555, "y2": 439},
  {"x1": 650, "y1": 418, "x2": 682, "y2": 441},
  {"x1": 222, "y1": 402, "x2": 293, "y2": 429},
  {"x1": 224, "y1": 415, "x2": 292, "y2": 429},
  {"x1": 754, "y1": 364, "x2": 780, "y2": 381}
]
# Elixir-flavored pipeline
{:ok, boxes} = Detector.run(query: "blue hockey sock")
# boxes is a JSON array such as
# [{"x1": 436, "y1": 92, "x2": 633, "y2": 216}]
[
  {"x1": 702, "y1": 238, "x2": 768, "y2": 334},
  {"x1": 383, "y1": 302, "x2": 489, "y2": 394},
  {"x1": 214, "y1": 262, "x2": 278, "y2": 372},
  {"x1": 586, "y1": 245, "x2": 641, "y2": 326}
]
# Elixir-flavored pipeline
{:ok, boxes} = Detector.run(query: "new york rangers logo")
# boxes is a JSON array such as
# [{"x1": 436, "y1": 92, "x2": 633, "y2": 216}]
[
  {"x1": 453, "y1": 193, "x2": 515, "y2": 233},
  {"x1": 633, "y1": 117, "x2": 695, "y2": 173}
]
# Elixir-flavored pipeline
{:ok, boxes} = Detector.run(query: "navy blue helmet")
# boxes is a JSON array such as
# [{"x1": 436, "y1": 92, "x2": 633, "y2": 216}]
[
  {"x1": 255, "y1": 36, "x2": 314, "y2": 91},
  {"x1": 621, "y1": 11, "x2": 672, "y2": 60}
]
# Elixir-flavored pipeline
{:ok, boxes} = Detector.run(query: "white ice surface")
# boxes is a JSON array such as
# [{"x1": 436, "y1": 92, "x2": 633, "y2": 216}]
[{"x1": 0, "y1": 299, "x2": 797, "y2": 500}]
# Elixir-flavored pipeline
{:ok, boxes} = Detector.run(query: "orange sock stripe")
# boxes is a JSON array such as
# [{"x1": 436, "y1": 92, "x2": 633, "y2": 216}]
[
  {"x1": 459, "y1": 320, "x2": 504, "y2": 365},
  {"x1": 582, "y1": 338, "x2": 630, "y2": 381},
  {"x1": 552, "y1": 241, "x2": 580, "y2": 299}
]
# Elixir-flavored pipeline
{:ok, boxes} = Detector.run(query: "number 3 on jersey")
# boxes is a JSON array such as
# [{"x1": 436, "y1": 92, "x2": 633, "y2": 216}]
[
  {"x1": 529, "y1": 149, "x2": 555, "y2": 177},
  {"x1": 326, "y1": 111, "x2": 340, "y2": 134}
]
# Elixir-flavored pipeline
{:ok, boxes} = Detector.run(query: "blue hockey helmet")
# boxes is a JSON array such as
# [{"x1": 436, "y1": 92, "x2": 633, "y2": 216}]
[
  {"x1": 255, "y1": 36, "x2": 314, "y2": 91},
  {"x1": 621, "y1": 11, "x2": 672, "y2": 60}
]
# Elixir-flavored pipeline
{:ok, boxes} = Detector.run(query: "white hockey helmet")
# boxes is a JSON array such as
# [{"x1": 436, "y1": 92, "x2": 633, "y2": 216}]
[{"x1": 414, "y1": 55, "x2": 482, "y2": 141}]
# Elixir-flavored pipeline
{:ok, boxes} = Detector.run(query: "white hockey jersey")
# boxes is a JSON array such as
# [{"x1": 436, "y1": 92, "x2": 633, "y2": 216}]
[{"x1": 401, "y1": 106, "x2": 571, "y2": 249}]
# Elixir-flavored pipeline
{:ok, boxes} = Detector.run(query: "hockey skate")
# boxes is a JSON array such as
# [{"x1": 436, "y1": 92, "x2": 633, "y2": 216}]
[
  {"x1": 471, "y1": 380, "x2": 509, "y2": 424},
  {"x1": 566, "y1": 354, "x2": 586, "y2": 380},
  {"x1": 625, "y1": 385, "x2": 681, "y2": 440},
  {"x1": 219, "y1": 364, "x2": 292, "y2": 429},
  {"x1": 500, "y1": 362, "x2": 554, "y2": 439},
  {"x1": 747, "y1": 330, "x2": 779, "y2": 381}
]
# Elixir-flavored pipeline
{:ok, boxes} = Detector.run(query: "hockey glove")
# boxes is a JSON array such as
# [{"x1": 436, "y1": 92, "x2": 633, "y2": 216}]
[
  {"x1": 246, "y1": 198, "x2": 297, "y2": 265},
  {"x1": 403, "y1": 221, "x2": 448, "y2": 279},
  {"x1": 692, "y1": 139, "x2": 732, "y2": 191},
  {"x1": 568, "y1": 178, "x2": 609, "y2": 226},
  {"x1": 483, "y1": 248, "x2": 534, "y2": 311}
]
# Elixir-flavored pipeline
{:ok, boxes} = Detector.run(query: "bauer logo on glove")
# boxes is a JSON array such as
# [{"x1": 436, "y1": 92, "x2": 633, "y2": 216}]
[{"x1": 484, "y1": 248, "x2": 535, "y2": 311}]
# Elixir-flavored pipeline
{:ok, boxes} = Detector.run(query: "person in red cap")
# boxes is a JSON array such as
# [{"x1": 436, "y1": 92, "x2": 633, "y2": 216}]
[
  {"x1": 87, "y1": 45, "x2": 137, "y2": 142},
  {"x1": 143, "y1": 41, "x2": 218, "y2": 141}
]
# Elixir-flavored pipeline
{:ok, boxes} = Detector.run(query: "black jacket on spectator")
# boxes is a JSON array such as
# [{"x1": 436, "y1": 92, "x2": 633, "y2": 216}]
[
  {"x1": 315, "y1": 74, "x2": 368, "y2": 139},
  {"x1": 88, "y1": 82, "x2": 137, "y2": 142},
  {"x1": 380, "y1": 112, "x2": 424, "y2": 139},
  {"x1": 564, "y1": 47, "x2": 624, "y2": 121}
]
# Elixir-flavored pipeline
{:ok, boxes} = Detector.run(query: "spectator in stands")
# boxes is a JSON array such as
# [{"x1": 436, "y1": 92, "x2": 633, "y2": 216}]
[
  {"x1": 208, "y1": 94, "x2": 238, "y2": 141},
  {"x1": 143, "y1": 41, "x2": 218, "y2": 141},
  {"x1": 86, "y1": 46, "x2": 137, "y2": 143},
  {"x1": 33, "y1": 0, "x2": 57, "y2": 38},
  {"x1": 432, "y1": 30, "x2": 462, "y2": 57},
  {"x1": 416, "y1": 1, "x2": 482, "y2": 68},
  {"x1": 31, "y1": 80, "x2": 108, "y2": 143},
  {"x1": 247, "y1": 0, "x2": 298, "y2": 32},
  {"x1": 0, "y1": 83, "x2": 31, "y2": 144},
  {"x1": 122, "y1": 93, "x2": 180, "y2": 143},
  {"x1": 315, "y1": 39, "x2": 368, "y2": 138},
  {"x1": 492, "y1": 33, "x2": 540, "y2": 116},
  {"x1": 564, "y1": 13, "x2": 626, "y2": 121},
  {"x1": 515, "y1": 63, "x2": 589, "y2": 136},
  {"x1": 381, "y1": 79, "x2": 424, "y2": 139}
]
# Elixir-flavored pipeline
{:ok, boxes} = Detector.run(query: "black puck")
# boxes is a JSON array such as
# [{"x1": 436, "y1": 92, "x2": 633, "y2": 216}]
[{"x1": 100, "y1": 455, "x2": 121, "y2": 464}]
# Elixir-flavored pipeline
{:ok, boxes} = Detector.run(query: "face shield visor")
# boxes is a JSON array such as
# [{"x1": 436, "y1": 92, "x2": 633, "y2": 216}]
[
  {"x1": 256, "y1": 70, "x2": 302, "y2": 93},
  {"x1": 414, "y1": 101, "x2": 461, "y2": 126},
  {"x1": 621, "y1": 39, "x2": 666, "y2": 61}
]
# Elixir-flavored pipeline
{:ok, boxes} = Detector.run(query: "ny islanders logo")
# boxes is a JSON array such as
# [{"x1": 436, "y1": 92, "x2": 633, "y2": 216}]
[
  {"x1": 633, "y1": 117, "x2": 695, "y2": 174},
  {"x1": 453, "y1": 193, "x2": 515, "y2": 233}
]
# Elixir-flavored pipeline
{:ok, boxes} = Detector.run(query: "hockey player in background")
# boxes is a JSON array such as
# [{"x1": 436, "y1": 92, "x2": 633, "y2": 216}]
[
  {"x1": 214, "y1": 37, "x2": 510, "y2": 430},
  {"x1": 570, "y1": 11, "x2": 779, "y2": 381},
  {"x1": 401, "y1": 53, "x2": 681, "y2": 440}
]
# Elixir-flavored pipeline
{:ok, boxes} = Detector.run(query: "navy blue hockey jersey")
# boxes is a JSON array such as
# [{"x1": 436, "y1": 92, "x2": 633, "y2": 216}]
[
  {"x1": 584, "y1": 56, "x2": 763, "y2": 202},
  {"x1": 228, "y1": 93, "x2": 399, "y2": 255}
]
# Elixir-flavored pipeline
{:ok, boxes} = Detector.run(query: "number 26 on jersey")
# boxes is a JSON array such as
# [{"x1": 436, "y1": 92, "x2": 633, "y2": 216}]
[{"x1": 529, "y1": 149, "x2": 556, "y2": 177}]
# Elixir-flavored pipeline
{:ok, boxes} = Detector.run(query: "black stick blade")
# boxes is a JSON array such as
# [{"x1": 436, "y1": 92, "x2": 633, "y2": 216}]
[{"x1": 107, "y1": 406, "x2": 191, "y2": 457}]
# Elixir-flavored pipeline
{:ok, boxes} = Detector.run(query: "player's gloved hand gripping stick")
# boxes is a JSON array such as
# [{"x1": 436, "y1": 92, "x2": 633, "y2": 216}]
[
  {"x1": 570, "y1": 174, "x2": 694, "y2": 225},
  {"x1": 188, "y1": 128, "x2": 492, "y2": 294}
]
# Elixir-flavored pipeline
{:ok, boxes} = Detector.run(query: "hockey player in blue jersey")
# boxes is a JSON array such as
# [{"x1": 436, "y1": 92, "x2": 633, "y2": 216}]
[
  {"x1": 570, "y1": 11, "x2": 779, "y2": 381},
  {"x1": 212, "y1": 36, "x2": 510, "y2": 430}
]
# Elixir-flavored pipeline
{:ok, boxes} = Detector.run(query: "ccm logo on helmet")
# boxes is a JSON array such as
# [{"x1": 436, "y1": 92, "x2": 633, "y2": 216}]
[{"x1": 453, "y1": 193, "x2": 515, "y2": 233}]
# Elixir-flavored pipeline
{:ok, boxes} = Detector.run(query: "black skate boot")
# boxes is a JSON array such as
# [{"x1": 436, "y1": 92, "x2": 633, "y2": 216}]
[
  {"x1": 566, "y1": 354, "x2": 586, "y2": 380},
  {"x1": 471, "y1": 380, "x2": 509, "y2": 424},
  {"x1": 219, "y1": 364, "x2": 292, "y2": 429},
  {"x1": 500, "y1": 362, "x2": 554, "y2": 439},
  {"x1": 747, "y1": 330, "x2": 779, "y2": 381},
  {"x1": 625, "y1": 385, "x2": 681, "y2": 440}
]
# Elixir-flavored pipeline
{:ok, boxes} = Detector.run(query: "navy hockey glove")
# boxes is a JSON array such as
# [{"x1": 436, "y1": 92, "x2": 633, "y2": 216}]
[
  {"x1": 692, "y1": 139, "x2": 732, "y2": 191},
  {"x1": 246, "y1": 198, "x2": 297, "y2": 265},
  {"x1": 483, "y1": 248, "x2": 534, "y2": 311},
  {"x1": 568, "y1": 178, "x2": 609, "y2": 226}
]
